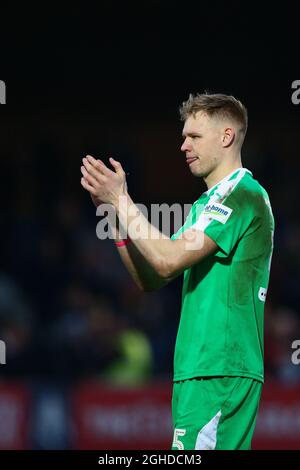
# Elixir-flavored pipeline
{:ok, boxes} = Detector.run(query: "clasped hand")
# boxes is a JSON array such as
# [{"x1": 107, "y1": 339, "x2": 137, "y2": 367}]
[{"x1": 80, "y1": 155, "x2": 127, "y2": 207}]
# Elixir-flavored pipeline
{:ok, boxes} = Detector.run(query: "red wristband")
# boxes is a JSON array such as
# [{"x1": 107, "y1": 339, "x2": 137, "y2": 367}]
[{"x1": 115, "y1": 237, "x2": 131, "y2": 247}]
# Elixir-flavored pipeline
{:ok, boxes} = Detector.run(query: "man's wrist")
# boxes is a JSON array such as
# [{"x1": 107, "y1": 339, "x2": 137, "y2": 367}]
[
  {"x1": 115, "y1": 236, "x2": 132, "y2": 247},
  {"x1": 112, "y1": 191, "x2": 135, "y2": 242},
  {"x1": 111, "y1": 191, "x2": 129, "y2": 210}
]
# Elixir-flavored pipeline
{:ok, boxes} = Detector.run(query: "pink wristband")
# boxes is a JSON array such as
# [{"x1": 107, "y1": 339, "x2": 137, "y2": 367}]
[{"x1": 115, "y1": 237, "x2": 132, "y2": 247}]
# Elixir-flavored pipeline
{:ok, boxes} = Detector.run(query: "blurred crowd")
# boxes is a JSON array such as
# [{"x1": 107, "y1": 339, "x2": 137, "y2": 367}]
[{"x1": 0, "y1": 191, "x2": 180, "y2": 383}]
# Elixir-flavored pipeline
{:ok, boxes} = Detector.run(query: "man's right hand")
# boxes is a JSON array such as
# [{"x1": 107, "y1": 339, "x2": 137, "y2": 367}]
[
  {"x1": 81, "y1": 158, "x2": 104, "y2": 207},
  {"x1": 81, "y1": 155, "x2": 128, "y2": 208}
]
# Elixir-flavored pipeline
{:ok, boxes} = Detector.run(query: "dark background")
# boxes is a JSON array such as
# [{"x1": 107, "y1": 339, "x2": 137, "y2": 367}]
[{"x1": 0, "y1": 1, "x2": 300, "y2": 449}]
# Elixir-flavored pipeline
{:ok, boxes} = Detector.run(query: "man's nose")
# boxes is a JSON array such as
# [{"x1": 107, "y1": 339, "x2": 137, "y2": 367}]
[{"x1": 181, "y1": 138, "x2": 191, "y2": 152}]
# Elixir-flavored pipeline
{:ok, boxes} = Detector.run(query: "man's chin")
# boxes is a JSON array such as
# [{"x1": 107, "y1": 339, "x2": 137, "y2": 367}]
[{"x1": 190, "y1": 166, "x2": 206, "y2": 178}]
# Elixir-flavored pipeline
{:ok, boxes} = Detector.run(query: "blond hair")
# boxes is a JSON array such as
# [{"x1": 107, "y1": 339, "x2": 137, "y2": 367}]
[{"x1": 180, "y1": 92, "x2": 248, "y2": 141}]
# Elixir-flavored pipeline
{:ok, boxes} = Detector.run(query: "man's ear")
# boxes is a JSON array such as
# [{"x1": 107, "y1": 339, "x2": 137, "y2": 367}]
[{"x1": 222, "y1": 127, "x2": 235, "y2": 148}]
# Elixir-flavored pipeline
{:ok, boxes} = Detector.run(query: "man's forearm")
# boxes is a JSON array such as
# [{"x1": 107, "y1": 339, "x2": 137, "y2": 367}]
[
  {"x1": 113, "y1": 193, "x2": 177, "y2": 279},
  {"x1": 111, "y1": 218, "x2": 170, "y2": 292}
]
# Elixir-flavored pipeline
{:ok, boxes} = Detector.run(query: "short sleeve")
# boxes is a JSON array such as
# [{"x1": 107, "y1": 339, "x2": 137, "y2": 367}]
[{"x1": 191, "y1": 189, "x2": 255, "y2": 257}]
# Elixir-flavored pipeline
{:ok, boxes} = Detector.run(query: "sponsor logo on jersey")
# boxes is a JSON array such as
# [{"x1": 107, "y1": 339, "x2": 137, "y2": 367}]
[{"x1": 203, "y1": 203, "x2": 232, "y2": 224}]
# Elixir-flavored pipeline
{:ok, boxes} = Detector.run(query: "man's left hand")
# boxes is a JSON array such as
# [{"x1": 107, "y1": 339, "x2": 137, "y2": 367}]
[{"x1": 81, "y1": 155, "x2": 127, "y2": 206}]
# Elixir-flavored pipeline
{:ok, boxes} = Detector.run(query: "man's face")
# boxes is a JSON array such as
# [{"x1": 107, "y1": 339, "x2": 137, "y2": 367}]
[{"x1": 181, "y1": 111, "x2": 223, "y2": 177}]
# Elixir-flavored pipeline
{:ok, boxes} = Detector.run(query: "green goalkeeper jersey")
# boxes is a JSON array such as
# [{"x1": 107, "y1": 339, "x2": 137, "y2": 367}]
[{"x1": 171, "y1": 168, "x2": 274, "y2": 383}]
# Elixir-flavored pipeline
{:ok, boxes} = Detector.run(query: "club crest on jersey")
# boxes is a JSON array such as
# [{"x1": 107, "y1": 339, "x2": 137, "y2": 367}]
[{"x1": 203, "y1": 203, "x2": 232, "y2": 224}]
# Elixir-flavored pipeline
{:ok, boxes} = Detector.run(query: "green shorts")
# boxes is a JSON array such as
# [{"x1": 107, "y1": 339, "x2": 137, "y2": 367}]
[{"x1": 171, "y1": 376, "x2": 262, "y2": 450}]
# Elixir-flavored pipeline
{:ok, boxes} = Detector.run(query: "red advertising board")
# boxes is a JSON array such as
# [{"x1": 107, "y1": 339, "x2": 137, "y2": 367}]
[
  {"x1": 253, "y1": 383, "x2": 300, "y2": 450},
  {"x1": 0, "y1": 382, "x2": 30, "y2": 449},
  {"x1": 72, "y1": 381, "x2": 173, "y2": 449},
  {"x1": 1, "y1": 379, "x2": 300, "y2": 450}
]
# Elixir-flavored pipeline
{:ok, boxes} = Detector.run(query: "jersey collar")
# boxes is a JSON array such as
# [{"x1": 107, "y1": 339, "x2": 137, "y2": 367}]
[{"x1": 205, "y1": 167, "x2": 252, "y2": 197}]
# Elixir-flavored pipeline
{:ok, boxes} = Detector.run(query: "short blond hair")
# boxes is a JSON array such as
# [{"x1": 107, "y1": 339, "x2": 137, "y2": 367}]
[{"x1": 180, "y1": 92, "x2": 248, "y2": 138}]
